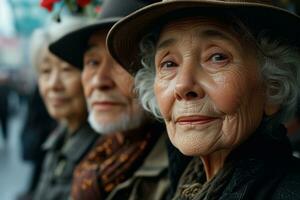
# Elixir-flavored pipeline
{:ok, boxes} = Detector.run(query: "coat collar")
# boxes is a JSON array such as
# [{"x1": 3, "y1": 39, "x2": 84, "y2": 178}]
[
  {"x1": 43, "y1": 122, "x2": 99, "y2": 162},
  {"x1": 134, "y1": 133, "x2": 169, "y2": 177},
  {"x1": 106, "y1": 133, "x2": 169, "y2": 200}
]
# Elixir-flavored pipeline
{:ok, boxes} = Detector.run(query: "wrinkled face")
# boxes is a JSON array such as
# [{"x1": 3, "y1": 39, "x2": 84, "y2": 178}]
[
  {"x1": 38, "y1": 48, "x2": 87, "y2": 122},
  {"x1": 154, "y1": 17, "x2": 271, "y2": 156},
  {"x1": 82, "y1": 30, "x2": 145, "y2": 134}
]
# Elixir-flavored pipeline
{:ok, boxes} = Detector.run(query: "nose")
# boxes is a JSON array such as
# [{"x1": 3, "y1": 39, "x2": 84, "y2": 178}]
[
  {"x1": 174, "y1": 62, "x2": 205, "y2": 101},
  {"x1": 48, "y1": 70, "x2": 63, "y2": 91},
  {"x1": 91, "y1": 58, "x2": 115, "y2": 91}
]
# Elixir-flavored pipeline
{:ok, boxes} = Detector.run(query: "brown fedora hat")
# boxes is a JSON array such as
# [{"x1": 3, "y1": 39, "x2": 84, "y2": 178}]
[{"x1": 107, "y1": 0, "x2": 300, "y2": 75}]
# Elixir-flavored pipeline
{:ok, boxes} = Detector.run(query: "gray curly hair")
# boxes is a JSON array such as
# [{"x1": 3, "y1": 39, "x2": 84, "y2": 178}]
[{"x1": 135, "y1": 17, "x2": 300, "y2": 124}]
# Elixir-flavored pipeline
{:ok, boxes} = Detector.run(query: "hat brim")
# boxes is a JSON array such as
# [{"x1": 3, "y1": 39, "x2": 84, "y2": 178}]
[
  {"x1": 107, "y1": 0, "x2": 300, "y2": 75},
  {"x1": 50, "y1": 17, "x2": 121, "y2": 69}
]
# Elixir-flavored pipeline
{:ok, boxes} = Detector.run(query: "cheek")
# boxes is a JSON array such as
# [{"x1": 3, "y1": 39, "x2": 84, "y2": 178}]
[
  {"x1": 118, "y1": 79, "x2": 133, "y2": 97},
  {"x1": 208, "y1": 72, "x2": 260, "y2": 114},
  {"x1": 210, "y1": 83, "x2": 241, "y2": 113},
  {"x1": 114, "y1": 68, "x2": 134, "y2": 97},
  {"x1": 164, "y1": 119, "x2": 176, "y2": 139},
  {"x1": 73, "y1": 94, "x2": 87, "y2": 114},
  {"x1": 70, "y1": 78, "x2": 83, "y2": 95},
  {"x1": 67, "y1": 79, "x2": 85, "y2": 102},
  {"x1": 81, "y1": 71, "x2": 93, "y2": 98},
  {"x1": 38, "y1": 78, "x2": 48, "y2": 101},
  {"x1": 154, "y1": 79, "x2": 175, "y2": 120}
]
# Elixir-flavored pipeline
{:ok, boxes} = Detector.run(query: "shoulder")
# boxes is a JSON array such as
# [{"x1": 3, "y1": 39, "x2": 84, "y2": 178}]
[
  {"x1": 106, "y1": 134, "x2": 170, "y2": 200},
  {"x1": 42, "y1": 124, "x2": 66, "y2": 150},
  {"x1": 107, "y1": 134, "x2": 170, "y2": 200},
  {"x1": 126, "y1": 133, "x2": 169, "y2": 179}
]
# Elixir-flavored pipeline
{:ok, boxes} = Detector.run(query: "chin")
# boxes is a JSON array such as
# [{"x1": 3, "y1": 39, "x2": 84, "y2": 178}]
[
  {"x1": 176, "y1": 144, "x2": 203, "y2": 157},
  {"x1": 171, "y1": 134, "x2": 211, "y2": 157},
  {"x1": 49, "y1": 111, "x2": 66, "y2": 120},
  {"x1": 92, "y1": 111, "x2": 115, "y2": 122}
]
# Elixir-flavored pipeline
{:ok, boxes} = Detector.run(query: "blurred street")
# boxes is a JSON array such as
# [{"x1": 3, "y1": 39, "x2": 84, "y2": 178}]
[{"x1": 0, "y1": 94, "x2": 32, "y2": 200}]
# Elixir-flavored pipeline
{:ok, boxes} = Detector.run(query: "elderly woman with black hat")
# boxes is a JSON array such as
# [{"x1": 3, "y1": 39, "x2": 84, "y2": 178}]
[{"x1": 107, "y1": 0, "x2": 300, "y2": 199}]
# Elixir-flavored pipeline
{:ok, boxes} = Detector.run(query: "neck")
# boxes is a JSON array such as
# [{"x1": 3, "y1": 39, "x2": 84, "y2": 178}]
[
  {"x1": 121, "y1": 125, "x2": 148, "y2": 139},
  {"x1": 66, "y1": 114, "x2": 87, "y2": 135},
  {"x1": 121, "y1": 118, "x2": 157, "y2": 138},
  {"x1": 200, "y1": 149, "x2": 231, "y2": 181}
]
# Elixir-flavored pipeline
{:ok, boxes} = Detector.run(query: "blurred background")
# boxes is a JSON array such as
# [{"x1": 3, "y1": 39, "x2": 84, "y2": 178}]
[
  {"x1": 0, "y1": 0, "x2": 298, "y2": 200},
  {"x1": 0, "y1": 1, "x2": 49, "y2": 200},
  {"x1": 0, "y1": 1, "x2": 102, "y2": 200}
]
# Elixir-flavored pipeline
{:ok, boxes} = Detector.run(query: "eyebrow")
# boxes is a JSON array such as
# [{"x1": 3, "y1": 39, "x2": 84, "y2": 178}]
[
  {"x1": 156, "y1": 29, "x2": 235, "y2": 51},
  {"x1": 156, "y1": 38, "x2": 176, "y2": 51},
  {"x1": 84, "y1": 44, "x2": 99, "y2": 54}
]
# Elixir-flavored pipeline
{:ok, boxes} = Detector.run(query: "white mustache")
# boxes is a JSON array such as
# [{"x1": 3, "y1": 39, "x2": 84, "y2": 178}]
[{"x1": 87, "y1": 91, "x2": 127, "y2": 106}]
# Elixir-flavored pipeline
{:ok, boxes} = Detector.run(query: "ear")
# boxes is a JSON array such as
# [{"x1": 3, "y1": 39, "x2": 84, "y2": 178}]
[{"x1": 264, "y1": 103, "x2": 280, "y2": 116}]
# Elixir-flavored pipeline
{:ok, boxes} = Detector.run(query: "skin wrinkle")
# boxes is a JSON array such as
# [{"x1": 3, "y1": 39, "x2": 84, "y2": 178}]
[
  {"x1": 82, "y1": 30, "x2": 147, "y2": 134},
  {"x1": 153, "y1": 17, "x2": 278, "y2": 180}
]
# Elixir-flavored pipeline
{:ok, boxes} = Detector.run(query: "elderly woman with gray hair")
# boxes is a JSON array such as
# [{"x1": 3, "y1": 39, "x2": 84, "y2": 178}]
[
  {"x1": 29, "y1": 17, "x2": 99, "y2": 200},
  {"x1": 107, "y1": 0, "x2": 300, "y2": 199}
]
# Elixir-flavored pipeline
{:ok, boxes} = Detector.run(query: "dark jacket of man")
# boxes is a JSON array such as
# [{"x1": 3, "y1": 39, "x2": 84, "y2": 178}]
[{"x1": 106, "y1": 133, "x2": 170, "y2": 200}]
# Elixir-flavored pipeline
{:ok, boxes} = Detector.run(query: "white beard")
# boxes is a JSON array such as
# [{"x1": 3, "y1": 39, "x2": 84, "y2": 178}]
[{"x1": 88, "y1": 109, "x2": 147, "y2": 135}]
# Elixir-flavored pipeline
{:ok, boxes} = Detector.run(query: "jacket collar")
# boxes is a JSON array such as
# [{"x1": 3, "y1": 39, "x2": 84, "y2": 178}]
[
  {"x1": 134, "y1": 133, "x2": 169, "y2": 177},
  {"x1": 106, "y1": 133, "x2": 169, "y2": 200},
  {"x1": 61, "y1": 123, "x2": 99, "y2": 162},
  {"x1": 42, "y1": 124, "x2": 66, "y2": 151},
  {"x1": 43, "y1": 122, "x2": 99, "y2": 162}
]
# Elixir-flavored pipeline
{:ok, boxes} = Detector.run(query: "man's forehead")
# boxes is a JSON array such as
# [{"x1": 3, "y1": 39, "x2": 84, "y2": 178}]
[
  {"x1": 88, "y1": 29, "x2": 109, "y2": 44},
  {"x1": 84, "y1": 29, "x2": 109, "y2": 54},
  {"x1": 84, "y1": 45, "x2": 100, "y2": 56}
]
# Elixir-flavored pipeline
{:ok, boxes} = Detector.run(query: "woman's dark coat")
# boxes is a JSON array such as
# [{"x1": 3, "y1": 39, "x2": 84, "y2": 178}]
[{"x1": 33, "y1": 123, "x2": 98, "y2": 200}]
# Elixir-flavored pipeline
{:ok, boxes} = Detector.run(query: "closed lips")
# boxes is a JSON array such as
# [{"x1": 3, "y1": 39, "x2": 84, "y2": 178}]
[
  {"x1": 92, "y1": 101, "x2": 123, "y2": 106},
  {"x1": 49, "y1": 97, "x2": 68, "y2": 103},
  {"x1": 175, "y1": 115, "x2": 219, "y2": 124}
]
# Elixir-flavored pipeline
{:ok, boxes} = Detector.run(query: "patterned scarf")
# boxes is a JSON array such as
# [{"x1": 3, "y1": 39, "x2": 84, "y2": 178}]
[{"x1": 71, "y1": 123, "x2": 162, "y2": 200}]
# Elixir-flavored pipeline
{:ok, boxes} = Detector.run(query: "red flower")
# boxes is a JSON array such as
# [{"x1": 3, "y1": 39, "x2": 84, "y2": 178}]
[
  {"x1": 40, "y1": 0, "x2": 61, "y2": 12},
  {"x1": 94, "y1": 6, "x2": 102, "y2": 14},
  {"x1": 77, "y1": 0, "x2": 91, "y2": 7}
]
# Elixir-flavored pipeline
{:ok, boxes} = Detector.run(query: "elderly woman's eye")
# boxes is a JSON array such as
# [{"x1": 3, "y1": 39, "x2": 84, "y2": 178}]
[
  {"x1": 160, "y1": 61, "x2": 177, "y2": 69},
  {"x1": 210, "y1": 53, "x2": 228, "y2": 63},
  {"x1": 39, "y1": 65, "x2": 51, "y2": 74},
  {"x1": 62, "y1": 65, "x2": 73, "y2": 72},
  {"x1": 41, "y1": 69, "x2": 50, "y2": 74}
]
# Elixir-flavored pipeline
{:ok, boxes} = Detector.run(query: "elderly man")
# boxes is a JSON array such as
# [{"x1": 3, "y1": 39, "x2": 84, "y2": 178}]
[{"x1": 49, "y1": 0, "x2": 190, "y2": 199}]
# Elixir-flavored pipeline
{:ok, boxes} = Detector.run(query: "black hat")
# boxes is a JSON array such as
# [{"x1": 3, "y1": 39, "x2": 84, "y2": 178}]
[{"x1": 49, "y1": 0, "x2": 154, "y2": 69}]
